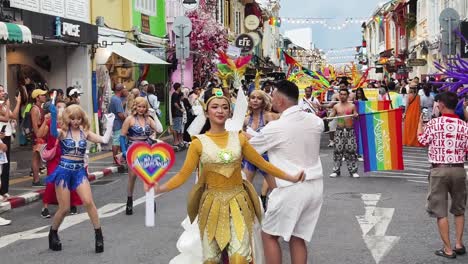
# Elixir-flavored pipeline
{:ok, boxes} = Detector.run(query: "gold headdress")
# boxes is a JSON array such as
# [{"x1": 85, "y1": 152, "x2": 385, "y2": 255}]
[{"x1": 203, "y1": 88, "x2": 231, "y2": 110}]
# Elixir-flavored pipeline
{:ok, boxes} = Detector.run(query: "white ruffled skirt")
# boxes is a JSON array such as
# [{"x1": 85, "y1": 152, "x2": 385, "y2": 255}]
[{"x1": 169, "y1": 205, "x2": 265, "y2": 264}]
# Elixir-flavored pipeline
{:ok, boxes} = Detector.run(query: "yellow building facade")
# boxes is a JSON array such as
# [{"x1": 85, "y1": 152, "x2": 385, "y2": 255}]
[{"x1": 90, "y1": 0, "x2": 132, "y2": 30}]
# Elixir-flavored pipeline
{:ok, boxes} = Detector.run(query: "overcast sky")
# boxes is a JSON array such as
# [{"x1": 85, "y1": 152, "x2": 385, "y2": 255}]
[{"x1": 280, "y1": 0, "x2": 382, "y2": 60}]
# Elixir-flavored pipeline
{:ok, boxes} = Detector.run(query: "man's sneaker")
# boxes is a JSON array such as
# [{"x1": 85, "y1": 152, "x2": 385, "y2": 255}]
[
  {"x1": 357, "y1": 156, "x2": 364, "y2": 162},
  {"x1": 0, "y1": 216, "x2": 11, "y2": 226},
  {"x1": 3, "y1": 193, "x2": 11, "y2": 199},
  {"x1": 41, "y1": 208, "x2": 51, "y2": 218},
  {"x1": 352, "y1": 173, "x2": 360, "y2": 178},
  {"x1": 70, "y1": 206, "x2": 77, "y2": 215},
  {"x1": 327, "y1": 141, "x2": 334, "y2": 147},
  {"x1": 329, "y1": 172, "x2": 339, "y2": 178}
]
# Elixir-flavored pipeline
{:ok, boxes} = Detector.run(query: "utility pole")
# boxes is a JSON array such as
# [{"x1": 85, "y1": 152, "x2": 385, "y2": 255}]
[{"x1": 173, "y1": 16, "x2": 192, "y2": 87}]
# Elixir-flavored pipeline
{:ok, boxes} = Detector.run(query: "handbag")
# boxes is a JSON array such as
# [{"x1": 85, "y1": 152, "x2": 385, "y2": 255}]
[{"x1": 40, "y1": 140, "x2": 58, "y2": 162}]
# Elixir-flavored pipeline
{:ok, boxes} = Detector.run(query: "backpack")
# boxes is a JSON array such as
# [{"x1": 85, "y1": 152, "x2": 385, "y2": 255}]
[{"x1": 20, "y1": 103, "x2": 33, "y2": 139}]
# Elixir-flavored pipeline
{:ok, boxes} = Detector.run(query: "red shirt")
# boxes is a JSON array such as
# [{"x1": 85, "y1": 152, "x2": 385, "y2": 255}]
[
  {"x1": 45, "y1": 119, "x2": 60, "y2": 174},
  {"x1": 418, "y1": 114, "x2": 468, "y2": 164}
]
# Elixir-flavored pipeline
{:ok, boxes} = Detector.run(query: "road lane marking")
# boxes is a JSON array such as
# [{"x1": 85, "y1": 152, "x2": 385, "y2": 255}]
[
  {"x1": 368, "y1": 171, "x2": 427, "y2": 177},
  {"x1": 368, "y1": 176, "x2": 426, "y2": 179},
  {"x1": 407, "y1": 180, "x2": 428, "y2": 184},
  {"x1": 356, "y1": 193, "x2": 400, "y2": 264},
  {"x1": 89, "y1": 152, "x2": 113, "y2": 161},
  {"x1": 0, "y1": 193, "x2": 163, "y2": 249}
]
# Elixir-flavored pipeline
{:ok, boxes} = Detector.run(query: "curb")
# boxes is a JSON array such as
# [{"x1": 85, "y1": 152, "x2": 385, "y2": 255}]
[{"x1": 0, "y1": 165, "x2": 125, "y2": 214}]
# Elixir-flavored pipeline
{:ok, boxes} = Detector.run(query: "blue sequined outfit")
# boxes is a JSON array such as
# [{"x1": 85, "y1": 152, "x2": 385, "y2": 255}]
[
  {"x1": 46, "y1": 129, "x2": 88, "y2": 190},
  {"x1": 242, "y1": 112, "x2": 269, "y2": 176},
  {"x1": 127, "y1": 116, "x2": 153, "y2": 147}
]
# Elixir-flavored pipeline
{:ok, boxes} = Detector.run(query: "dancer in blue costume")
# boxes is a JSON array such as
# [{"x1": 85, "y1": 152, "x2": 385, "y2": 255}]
[
  {"x1": 242, "y1": 90, "x2": 279, "y2": 208},
  {"x1": 119, "y1": 97, "x2": 163, "y2": 215},
  {"x1": 47, "y1": 103, "x2": 114, "y2": 253}
]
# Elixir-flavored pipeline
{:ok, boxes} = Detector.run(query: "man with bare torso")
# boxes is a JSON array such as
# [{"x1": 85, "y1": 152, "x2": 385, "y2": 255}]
[{"x1": 328, "y1": 88, "x2": 359, "y2": 178}]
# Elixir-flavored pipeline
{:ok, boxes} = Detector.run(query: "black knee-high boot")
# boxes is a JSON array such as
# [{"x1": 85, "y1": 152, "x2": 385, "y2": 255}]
[
  {"x1": 126, "y1": 196, "x2": 133, "y2": 215},
  {"x1": 95, "y1": 228, "x2": 104, "y2": 253},
  {"x1": 48, "y1": 228, "x2": 62, "y2": 251}
]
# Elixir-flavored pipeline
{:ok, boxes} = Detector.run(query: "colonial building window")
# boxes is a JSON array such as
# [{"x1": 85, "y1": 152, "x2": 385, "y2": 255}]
[
  {"x1": 135, "y1": 0, "x2": 157, "y2": 17},
  {"x1": 390, "y1": 21, "x2": 396, "y2": 49},
  {"x1": 224, "y1": 0, "x2": 231, "y2": 28},
  {"x1": 235, "y1": 11, "x2": 241, "y2": 34}
]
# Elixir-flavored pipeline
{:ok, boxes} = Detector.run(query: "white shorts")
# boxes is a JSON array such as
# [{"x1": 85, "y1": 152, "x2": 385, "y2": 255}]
[
  {"x1": 262, "y1": 179, "x2": 323, "y2": 242},
  {"x1": 328, "y1": 119, "x2": 337, "y2": 132}
]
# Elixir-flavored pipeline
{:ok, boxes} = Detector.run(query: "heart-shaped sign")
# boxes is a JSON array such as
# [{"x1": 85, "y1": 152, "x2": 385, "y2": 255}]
[{"x1": 126, "y1": 142, "x2": 176, "y2": 187}]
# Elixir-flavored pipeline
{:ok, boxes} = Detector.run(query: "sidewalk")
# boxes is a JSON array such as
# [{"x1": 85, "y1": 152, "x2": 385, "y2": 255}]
[{"x1": 1, "y1": 135, "x2": 174, "y2": 214}]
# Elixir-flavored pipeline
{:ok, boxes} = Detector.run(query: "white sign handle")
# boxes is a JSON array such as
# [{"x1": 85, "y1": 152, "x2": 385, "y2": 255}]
[
  {"x1": 51, "y1": 91, "x2": 57, "y2": 105},
  {"x1": 145, "y1": 188, "x2": 155, "y2": 227}
]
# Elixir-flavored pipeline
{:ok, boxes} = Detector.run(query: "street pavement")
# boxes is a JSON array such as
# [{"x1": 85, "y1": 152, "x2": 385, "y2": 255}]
[{"x1": 0, "y1": 138, "x2": 467, "y2": 264}]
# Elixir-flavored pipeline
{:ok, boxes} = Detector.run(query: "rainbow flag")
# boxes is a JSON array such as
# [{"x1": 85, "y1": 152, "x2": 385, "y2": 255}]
[
  {"x1": 358, "y1": 108, "x2": 404, "y2": 172},
  {"x1": 355, "y1": 100, "x2": 392, "y2": 113},
  {"x1": 354, "y1": 100, "x2": 392, "y2": 155}
]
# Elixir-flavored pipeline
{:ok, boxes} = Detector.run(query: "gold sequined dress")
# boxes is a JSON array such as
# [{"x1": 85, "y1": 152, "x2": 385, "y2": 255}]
[{"x1": 164, "y1": 131, "x2": 288, "y2": 263}]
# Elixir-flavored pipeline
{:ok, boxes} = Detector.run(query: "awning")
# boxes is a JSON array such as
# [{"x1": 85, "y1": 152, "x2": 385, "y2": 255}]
[
  {"x1": 0, "y1": 22, "x2": 32, "y2": 43},
  {"x1": 105, "y1": 42, "x2": 169, "y2": 65}
]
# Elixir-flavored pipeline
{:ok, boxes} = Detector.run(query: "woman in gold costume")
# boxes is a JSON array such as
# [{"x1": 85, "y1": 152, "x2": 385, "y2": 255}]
[{"x1": 151, "y1": 88, "x2": 303, "y2": 264}]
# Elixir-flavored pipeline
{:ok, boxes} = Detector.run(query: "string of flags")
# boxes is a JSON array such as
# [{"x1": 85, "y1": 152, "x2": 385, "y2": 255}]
[{"x1": 281, "y1": 17, "x2": 368, "y2": 30}]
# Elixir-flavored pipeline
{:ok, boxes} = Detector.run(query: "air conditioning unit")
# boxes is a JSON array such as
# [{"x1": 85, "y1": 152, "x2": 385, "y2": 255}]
[{"x1": 96, "y1": 16, "x2": 105, "y2": 27}]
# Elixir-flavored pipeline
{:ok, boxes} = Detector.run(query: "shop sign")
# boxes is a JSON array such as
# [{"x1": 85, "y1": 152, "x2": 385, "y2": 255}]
[
  {"x1": 227, "y1": 45, "x2": 241, "y2": 58},
  {"x1": 141, "y1": 14, "x2": 150, "y2": 34},
  {"x1": 23, "y1": 10, "x2": 97, "y2": 43},
  {"x1": 247, "y1": 32, "x2": 260, "y2": 46},
  {"x1": 235, "y1": 34, "x2": 254, "y2": 53},
  {"x1": 407, "y1": 59, "x2": 427, "y2": 67},
  {"x1": 244, "y1": 15, "x2": 260, "y2": 31},
  {"x1": 55, "y1": 17, "x2": 81, "y2": 38},
  {"x1": 461, "y1": 21, "x2": 468, "y2": 58}
]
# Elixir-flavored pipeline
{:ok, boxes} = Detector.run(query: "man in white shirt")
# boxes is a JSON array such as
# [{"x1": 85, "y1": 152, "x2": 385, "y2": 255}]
[
  {"x1": 298, "y1": 86, "x2": 320, "y2": 114},
  {"x1": 248, "y1": 80, "x2": 324, "y2": 264}
]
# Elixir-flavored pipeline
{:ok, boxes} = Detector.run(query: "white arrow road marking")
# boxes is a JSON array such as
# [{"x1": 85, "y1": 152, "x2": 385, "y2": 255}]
[
  {"x1": 356, "y1": 193, "x2": 400, "y2": 264},
  {"x1": 364, "y1": 236, "x2": 400, "y2": 264},
  {"x1": 0, "y1": 194, "x2": 162, "y2": 249}
]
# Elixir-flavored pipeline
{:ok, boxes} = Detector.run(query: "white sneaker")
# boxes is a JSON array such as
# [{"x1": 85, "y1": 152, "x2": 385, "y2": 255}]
[
  {"x1": 329, "y1": 172, "x2": 339, "y2": 178},
  {"x1": 0, "y1": 216, "x2": 11, "y2": 226},
  {"x1": 352, "y1": 173, "x2": 360, "y2": 178},
  {"x1": 357, "y1": 157, "x2": 364, "y2": 162},
  {"x1": 328, "y1": 141, "x2": 334, "y2": 147}
]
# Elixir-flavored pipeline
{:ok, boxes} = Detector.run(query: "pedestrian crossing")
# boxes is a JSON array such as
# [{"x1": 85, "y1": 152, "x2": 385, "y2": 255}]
[{"x1": 364, "y1": 146, "x2": 468, "y2": 184}]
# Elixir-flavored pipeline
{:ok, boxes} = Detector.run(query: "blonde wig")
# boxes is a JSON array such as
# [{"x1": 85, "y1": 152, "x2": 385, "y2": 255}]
[
  {"x1": 249, "y1": 90, "x2": 272, "y2": 112},
  {"x1": 131, "y1": 97, "x2": 150, "y2": 116},
  {"x1": 61, "y1": 104, "x2": 90, "y2": 132}
]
